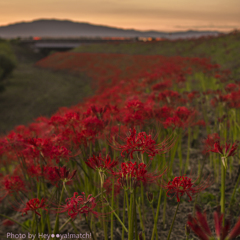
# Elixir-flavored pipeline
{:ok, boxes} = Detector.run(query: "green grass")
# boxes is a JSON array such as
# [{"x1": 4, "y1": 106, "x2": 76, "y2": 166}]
[
  {"x1": 0, "y1": 40, "x2": 16, "y2": 61},
  {"x1": 0, "y1": 42, "x2": 93, "y2": 135}
]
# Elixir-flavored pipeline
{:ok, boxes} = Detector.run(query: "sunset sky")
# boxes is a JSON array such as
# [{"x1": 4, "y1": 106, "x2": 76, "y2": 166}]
[{"x1": 0, "y1": 0, "x2": 239, "y2": 32}]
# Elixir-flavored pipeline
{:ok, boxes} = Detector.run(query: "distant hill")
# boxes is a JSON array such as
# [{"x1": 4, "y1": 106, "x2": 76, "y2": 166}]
[{"x1": 0, "y1": 19, "x2": 222, "y2": 39}]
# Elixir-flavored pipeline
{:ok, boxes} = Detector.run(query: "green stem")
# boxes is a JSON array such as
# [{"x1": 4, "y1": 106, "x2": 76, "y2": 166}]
[
  {"x1": 111, "y1": 179, "x2": 115, "y2": 240},
  {"x1": 122, "y1": 191, "x2": 127, "y2": 240},
  {"x1": 137, "y1": 198, "x2": 146, "y2": 240},
  {"x1": 150, "y1": 204, "x2": 158, "y2": 240},
  {"x1": 128, "y1": 192, "x2": 134, "y2": 240},
  {"x1": 106, "y1": 197, "x2": 128, "y2": 233},
  {"x1": 169, "y1": 140, "x2": 179, "y2": 177},
  {"x1": 53, "y1": 184, "x2": 65, "y2": 235},
  {"x1": 184, "y1": 127, "x2": 191, "y2": 174},
  {"x1": 100, "y1": 173, "x2": 108, "y2": 240},
  {"x1": 59, "y1": 217, "x2": 72, "y2": 231},
  {"x1": 0, "y1": 214, "x2": 30, "y2": 232},
  {"x1": 221, "y1": 158, "x2": 226, "y2": 226},
  {"x1": 163, "y1": 193, "x2": 167, "y2": 227},
  {"x1": 151, "y1": 188, "x2": 162, "y2": 240},
  {"x1": 167, "y1": 201, "x2": 181, "y2": 240},
  {"x1": 84, "y1": 214, "x2": 96, "y2": 240},
  {"x1": 134, "y1": 189, "x2": 138, "y2": 240},
  {"x1": 228, "y1": 169, "x2": 240, "y2": 214},
  {"x1": 140, "y1": 182, "x2": 146, "y2": 230},
  {"x1": 177, "y1": 129, "x2": 183, "y2": 175},
  {"x1": 35, "y1": 213, "x2": 39, "y2": 239}
]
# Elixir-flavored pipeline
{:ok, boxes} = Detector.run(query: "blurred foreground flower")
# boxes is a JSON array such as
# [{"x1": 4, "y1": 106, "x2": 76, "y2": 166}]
[
  {"x1": 2, "y1": 219, "x2": 15, "y2": 226},
  {"x1": 187, "y1": 206, "x2": 240, "y2": 240}
]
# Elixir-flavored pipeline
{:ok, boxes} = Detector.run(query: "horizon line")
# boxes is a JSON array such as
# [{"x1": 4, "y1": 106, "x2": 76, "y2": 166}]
[{"x1": 0, "y1": 18, "x2": 236, "y2": 33}]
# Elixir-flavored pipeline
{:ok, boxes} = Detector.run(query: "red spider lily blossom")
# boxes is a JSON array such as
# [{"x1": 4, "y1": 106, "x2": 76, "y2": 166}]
[
  {"x1": 11, "y1": 137, "x2": 72, "y2": 164},
  {"x1": 54, "y1": 166, "x2": 77, "y2": 182},
  {"x1": 193, "y1": 120, "x2": 206, "y2": 127},
  {"x1": 162, "y1": 175, "x2": 211, "y2": 202},
  {"x1": 58, "y1": 192, "x2": 98, "y2": 219},
  {"x1": 82, "y1": 116, "x2": 107, "y2": 136},
  {"x1": 151, "y1": 79, "x2": 172, "y2": 91},
  {"x1": 20, "y1": 198, "x2": 48, "y2": 217},
  {"x1": 187, "y1": 205, "x2": 240, "y2": 240},
  {"x1": 163, "y1": 107, "x2": 196, "y2": 129},
  {"x1": 225, "y1": 83, "x2": 238, "y2": 92},
  {"x1": 1, "y1": 175, "x2": 27, "y2": 201},
  {"x1": 85, "y1": 153, "x2": 118, "y2": 172},
  {"x1": 122, "y1": 99, "x2": 148, "y2": 127},
  {"x1": 203, "y1": 133, "x2": 239, "y2": 159},
  {"x1": 111, "y1": 128, "x2": 175, "y2": 160},
  {"x1": 158, "y1": 90, "x2": 181, "y2": 104},
  {"x1": 113, "y1": 161, "x2": 166, "y2": 191},
  {"x1": 2, "y1": 219, "x2": 15, "y2": 226}
]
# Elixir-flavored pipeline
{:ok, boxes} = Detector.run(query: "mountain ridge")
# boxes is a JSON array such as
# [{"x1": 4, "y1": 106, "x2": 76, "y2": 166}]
[{"x1": 0, "y1": 19, "x2": 222, "y2": 39}]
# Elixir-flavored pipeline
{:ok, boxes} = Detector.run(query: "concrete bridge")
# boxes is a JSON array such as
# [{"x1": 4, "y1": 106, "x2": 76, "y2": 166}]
[{"x1": 20, "y1": 37, "x2": 138, "y2": 55}]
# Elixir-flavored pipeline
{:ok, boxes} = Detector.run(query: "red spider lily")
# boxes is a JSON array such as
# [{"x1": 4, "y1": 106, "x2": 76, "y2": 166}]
[
  {"x1": 58, "y1": 192, "x2": 98, "y2": 219},
  {"x1": 13, "y1": 137, "x2": 71, "y2": 164},
  {"x1": 2, "y1": 219, "x2": 15, "y2": 226},
  {"x1": 162, "y1": 175, "x2": 211, "y2": 202},
  {"x1": 203, "y1": 133, "x2": 239, "y2": 158},
  {"x1": 85, "y1": 153, "x2": 118, "y2": 172},
  {"x1": 81, "y1": 116, "x2": 107, "y2": 136},
  {"x1": 153, "y1": 105, "x2": 173, "y2": 122},
  {"x1": 187, "y1": 205, "x2": 240, "y2": 240},
  {"x1": 163, "y1": 106, "x2": 196, "y2": 129},
  {"x1": 21, "y1": 198, "x2": 48, "y2": 217},
  {"x1": 225, "y1": 83, "x2": 238, "y2": 93},
  {"x1": 158, "y1": 90, "x2": 181, "y2": 104},
  {"x1": 111, "y1": 128, "x2": 175, "y2": 160},
  {"x1": 151, "y1": 79, "x2": 172, "y2": 91},
  {"x1": 122, "y1": 99, "x2": 149, "y2": 127},
  {"x1": 1, "y1": 175, "x2": 27, "y2": 201},
  {"x1": 54, "y1": 166, "x2": 77, "y2": 182},
  {"x1": 113, "y1": 161, "x2": 165, "y2": 191},
  {"x1": 43, "y1": 166, "x2": 63, "y2": 186},
  {"x1": 193, "y1": 120, "x2": 206, "y2": 127},
  {"x1": 187, "y1": 91, "x2": 200, "y2": 102}
]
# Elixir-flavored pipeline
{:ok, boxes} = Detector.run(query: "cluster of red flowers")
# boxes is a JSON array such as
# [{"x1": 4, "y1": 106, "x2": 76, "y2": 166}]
[
  {"x1": 58, "y1": 192, "x2": 98, "y2": 219},
  {"x1": 1, "y1": 48, "x2": 239, "y2": 237}
]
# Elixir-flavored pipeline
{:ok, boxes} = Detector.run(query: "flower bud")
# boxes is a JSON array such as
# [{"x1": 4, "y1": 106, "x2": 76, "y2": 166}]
[{"x1": 147, "y1": 192, "x2": 154, "y2": 204}]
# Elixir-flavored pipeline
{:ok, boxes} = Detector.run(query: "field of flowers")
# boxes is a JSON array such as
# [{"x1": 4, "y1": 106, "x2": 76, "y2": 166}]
[{"x1": 1, "y1": 33, "x2": 240, "y2": 240}]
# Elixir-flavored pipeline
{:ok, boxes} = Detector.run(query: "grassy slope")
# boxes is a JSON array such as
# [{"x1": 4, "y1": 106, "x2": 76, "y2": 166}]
[
  {"x1": 73, "y1": 31, "x2": 240, "y2": 78},
  {"x1": 1, "y1": 32, "x2": 239, "y2": 134},
  {"x1": 0, "y1": 42, "x2": 92, "y2": 135}
]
